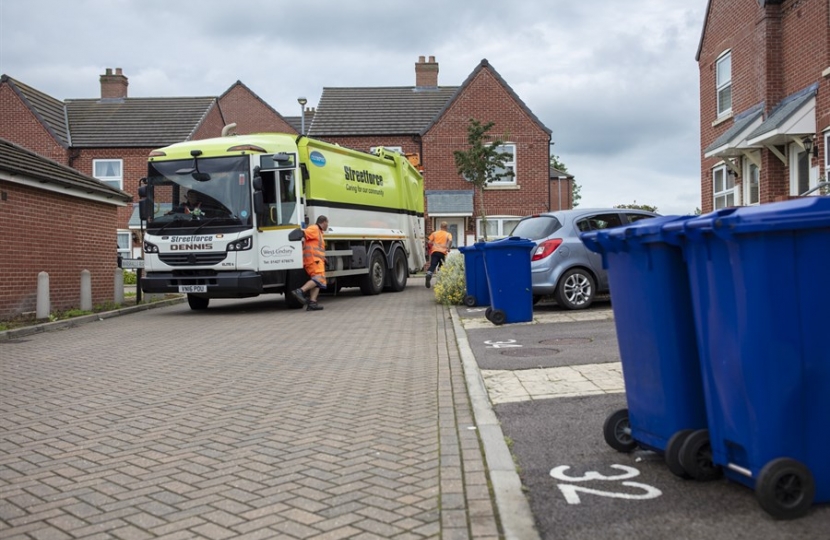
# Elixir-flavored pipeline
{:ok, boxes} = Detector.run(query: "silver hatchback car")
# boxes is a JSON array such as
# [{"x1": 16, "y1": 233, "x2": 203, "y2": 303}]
[{"x1": 509, "y1": 208, "x2": 659, "y2": 309}]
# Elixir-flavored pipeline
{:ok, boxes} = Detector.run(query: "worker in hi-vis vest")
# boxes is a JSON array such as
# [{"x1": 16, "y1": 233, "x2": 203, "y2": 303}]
[
  {"x1": 425, "y1": 221, "x2": 452, "y2": 289},
  {"x1": 292, "y1": 215, "x2": 329, "y2": 311}
]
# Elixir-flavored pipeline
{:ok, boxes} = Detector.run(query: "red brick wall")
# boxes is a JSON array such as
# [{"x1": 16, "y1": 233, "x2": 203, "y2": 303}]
[
  {"x1": 422, "y1": 67, "x2": 550, "y2": 236},
  {"x1": 0, "y1": 84, "x2": 68, "y2": 164},
  {"x1": 72, "y1": 148, "x2": 148, "y2": 229},
  {"x1": 193, "y1": 104, "x2": 228, "y2": 140},
  {"x1": 0, "y1": 181, "x2": 120, "y2": 319},
  {"x1": 316, "y1": 135, "x2": 420, "y2": 156},
  {"x1": 699, "y1": 0, "x2": 830, "y2": 212},
  {"x1": 217, "y1": 85, "x2": 297, "y2": 135}
]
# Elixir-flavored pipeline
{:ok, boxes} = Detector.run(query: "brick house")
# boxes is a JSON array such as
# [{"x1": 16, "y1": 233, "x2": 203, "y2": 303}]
[
  {"x1": 697, "y1": 0, "x2": 829, "y2": 212},
  {"x1": 0, "y1": 138, "x2": 132, "y2": 319},
  {"x1": 309, "y1": 56, "x2": 554, "y2": 246},
  {"x1": 0, "y1": 69, "x2": 296, "y2": 259}
]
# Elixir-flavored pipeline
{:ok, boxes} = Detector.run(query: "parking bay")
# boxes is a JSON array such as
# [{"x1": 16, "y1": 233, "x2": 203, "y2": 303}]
[{"x1": 459, "y1": 307, "x2": 830, "y2": 539}]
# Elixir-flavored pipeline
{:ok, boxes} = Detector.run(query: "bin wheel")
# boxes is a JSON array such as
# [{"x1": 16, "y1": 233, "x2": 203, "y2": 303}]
[
  {"x1": 678, "y1": 429, "x2": 722, "y2": 481},
  {"x1": 489, "y1": 309, "x2": 506, "y2": 325},
  {"x1": 756, "y1": 458, "x2": 815, "y2": 520},
  {"x1": 603, "y1": 408, "x2": 637, "y2": 453},
  {"x1": 464, "y1": 295, "x2": 477, "y2": 307},
  {"x1": 485, "y1": 307, "x2": 493, "y2": 320},
  {"x1": 665, "y1": 429, "x2": 694, "y2": 479}
]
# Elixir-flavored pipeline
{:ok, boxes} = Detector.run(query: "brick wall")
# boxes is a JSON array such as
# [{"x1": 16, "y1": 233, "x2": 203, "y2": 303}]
[
  {"x1": 217, "y1": 84, "x2": 297, "y2": 135},
  {"x1": 0, "y1": 181, "x2": 120, "y2": 319},
  {"x1": 699, "y1": 0, "x2": 830, "y2": 212},
  {"x1": 422, "y1": 67, "x2": 550, "y2": 236},
  {"x1": 72, "y1": 148, "x2": 147, "y2": 229},
  {"x1": 0, "y1": 84, "x2": 68, "y2": 164}
]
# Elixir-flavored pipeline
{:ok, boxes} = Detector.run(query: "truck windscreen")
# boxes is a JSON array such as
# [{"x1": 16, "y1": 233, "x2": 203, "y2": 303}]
[{"x1": 143, "y1": 156, "x2": 252, "y2": 231}]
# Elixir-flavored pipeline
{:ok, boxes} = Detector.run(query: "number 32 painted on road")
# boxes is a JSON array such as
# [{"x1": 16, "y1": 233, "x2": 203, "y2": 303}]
[{"x1": 550, "y1": 464, "x2": 662, "y2": 505}]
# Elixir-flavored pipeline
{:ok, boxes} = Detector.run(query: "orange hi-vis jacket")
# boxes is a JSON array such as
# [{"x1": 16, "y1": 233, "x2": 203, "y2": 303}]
[
  {"x1": 302, "y1": 224, "x2": 327, "y2": 286},
  {"x1": 428, "y1": 229, "x2": 452, "y2": 255}
]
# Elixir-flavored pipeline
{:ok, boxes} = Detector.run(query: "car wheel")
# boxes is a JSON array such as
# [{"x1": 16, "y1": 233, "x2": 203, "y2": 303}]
[
  {"x1": 187, "y1": 294, "x2": 209, "y2": 310},
  {"x1": 554, "y1": 268, "x2": 595, "y2": 310}
]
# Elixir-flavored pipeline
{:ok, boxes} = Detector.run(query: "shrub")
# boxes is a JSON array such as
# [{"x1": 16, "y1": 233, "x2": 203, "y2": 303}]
[
  {"x1": 123, "y1": 270, "x2": 137, "y2": 285},
  {"x1": 432, "y1": 252, "x2": 466, "y2": 305}
]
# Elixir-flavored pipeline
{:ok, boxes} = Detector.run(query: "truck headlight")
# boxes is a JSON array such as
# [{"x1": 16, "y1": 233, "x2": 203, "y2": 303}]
[
  {"x1": 144, "y1": 240, "x2": 159, "y2": 253},
  {"x1": 227, "y1": 236, "x2": 252, "y2": 251}
]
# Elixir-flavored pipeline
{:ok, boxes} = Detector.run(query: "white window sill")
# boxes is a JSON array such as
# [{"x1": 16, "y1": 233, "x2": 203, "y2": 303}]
[
  {"x1": 712, "y1": 112, "x2": 733, "y2": 127},
  {"x1": 484, "y1": 184, "x2": 520, "y2": 191}
]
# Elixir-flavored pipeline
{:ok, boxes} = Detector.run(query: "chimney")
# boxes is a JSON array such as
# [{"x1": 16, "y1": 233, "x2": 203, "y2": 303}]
[
  {"x1": 415, "y1": 55, "x2": 439, "y2": 87},
  {"x1": 100, "y1": 67, "x2": 128, "y2": 99}
]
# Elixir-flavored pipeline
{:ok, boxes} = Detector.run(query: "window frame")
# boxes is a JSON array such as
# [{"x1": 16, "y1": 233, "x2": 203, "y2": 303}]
[
  {"x1": 369, "y1": 146, "x2": 403, "y2": 155},
  {"x1": 117, "y1": 230, "x2": 132, "y2": 260},
  {"x1": 716, "y1": 51, "x2": 732, "y2": 117},
  {"x1": 713, "y1": 164, "x2": 735, "y2": 209},
  {"x1": 487, "y1": 143, "x2": 517, "y2": 186},
  {"x1": 93, "y1": 158, "x2": 124, "y2": 190},
  {"x1": 742, "y1": 154, "x2": 760, "y2": 206},
  {"x1": 789, "y1": 141, "x2": 815, "y2": 196},
  {"x1": 476, "y1": 215, "x2": 522, "y2": 240}
]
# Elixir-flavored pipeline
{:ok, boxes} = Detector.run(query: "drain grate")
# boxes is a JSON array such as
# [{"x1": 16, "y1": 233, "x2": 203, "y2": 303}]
[
  {"x1": 500, "y1": 348, "x2": 560, "y2": 357},
  {"x1": 539, "y1": 337, "x2": 592, "y2": 346}
]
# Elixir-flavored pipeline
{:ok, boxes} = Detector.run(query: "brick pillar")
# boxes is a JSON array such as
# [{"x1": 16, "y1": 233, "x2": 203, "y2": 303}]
[
  {"x1": 100, "y1": 68, "x2": 128, "y2": 99},
  {"x1": 415, "y1": 56, "x2": 439, "y2": 87}
]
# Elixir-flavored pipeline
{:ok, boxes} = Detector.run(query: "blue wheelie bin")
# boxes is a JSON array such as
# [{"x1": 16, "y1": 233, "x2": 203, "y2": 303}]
[
  {"x1": 459, "y1": 243, "x2": 490, "y2": 307},
  {"x1": 480, "y1": 237, "x2": 535, "y2": 325},
  {"x1": 580, "y1": 216, "x2": 711, "y2": 480},
  {"x1": 666, "y1": 197, "x2": 830, "y2": 519}
]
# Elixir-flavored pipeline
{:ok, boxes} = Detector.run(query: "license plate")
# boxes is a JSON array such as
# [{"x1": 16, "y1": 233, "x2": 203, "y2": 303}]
[{"x1": 178, "y1": 285, "x2": 207, "y2": 293}]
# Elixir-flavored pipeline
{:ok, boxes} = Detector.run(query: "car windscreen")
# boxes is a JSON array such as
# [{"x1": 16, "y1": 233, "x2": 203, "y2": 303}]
[{"x1": 509, "y1": 215, "x2": 561, "y2": 240}]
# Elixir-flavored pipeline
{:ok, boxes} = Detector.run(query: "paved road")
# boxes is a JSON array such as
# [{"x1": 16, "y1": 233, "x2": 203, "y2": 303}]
[
  {"x1": 0, "y1": 284, "x2": 509, "y2": 539},
  {"x1": 455, "y1": 300, "x2": 830, "y2": 540}
]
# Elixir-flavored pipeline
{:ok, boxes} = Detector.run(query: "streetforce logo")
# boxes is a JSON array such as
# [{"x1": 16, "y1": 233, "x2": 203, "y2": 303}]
[
  {"x1": 166, "y1": 235, "x2": 214, "y2": 250},
  {"x1": 344, "y1": 166, "x2": 383, "y2": 186}
]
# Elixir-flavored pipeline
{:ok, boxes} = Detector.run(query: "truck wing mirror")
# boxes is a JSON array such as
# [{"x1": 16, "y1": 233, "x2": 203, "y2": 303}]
[
  {"x1": 139, "y1": 198, "x2": 153, "y2": 221},
  {"x1": 288, "y1": 228, "x2": 304, "y2": 242},
  {"x1": 253, "y1": 191, "x2": 265, "y2": 215},
  {"x1": 253, "y1": 176, "x2": 262, "y2": 191}
]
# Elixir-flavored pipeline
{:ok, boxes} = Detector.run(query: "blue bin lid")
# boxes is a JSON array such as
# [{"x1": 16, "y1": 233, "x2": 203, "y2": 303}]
[
  {"x1": 672, "y1": 197, "x2": 830, "y2": 238},
  {"x1": 479, "y1": 236, "x2": 535, "y2": 251},
  {"x1": 581, "y1": 215, "x2": 692, "y2": 253}
]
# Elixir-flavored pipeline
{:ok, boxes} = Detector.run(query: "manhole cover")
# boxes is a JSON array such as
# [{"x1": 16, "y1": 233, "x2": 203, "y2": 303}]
[
  {"x1": 500, "y1": 348, "x2": 560, "y2": 357},
  {"x1": 539, "y1": 337, "x2": 592, "y2": 345}
]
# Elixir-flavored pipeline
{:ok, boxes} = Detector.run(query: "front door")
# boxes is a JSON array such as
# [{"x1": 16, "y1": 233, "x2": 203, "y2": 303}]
[{"x1": 441, "y1": 218, "x2": 466, "y2": 249}]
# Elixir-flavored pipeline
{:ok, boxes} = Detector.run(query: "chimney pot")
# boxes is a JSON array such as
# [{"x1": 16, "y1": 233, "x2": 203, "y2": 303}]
[
  {"x1": 100, "y1": 67, "x2": 129, "y2": 99},
  {"x1": 415, "y1": 55, "x2": 439, "y2": 87}
]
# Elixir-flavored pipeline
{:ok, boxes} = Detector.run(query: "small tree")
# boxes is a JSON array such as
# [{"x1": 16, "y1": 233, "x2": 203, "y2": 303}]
[
  {"x1": 572, "y1": 181, "x2": 582, "y2": 208},
  {"x1": 454, "y1": 119, "x2": 513, "y2": 240}
]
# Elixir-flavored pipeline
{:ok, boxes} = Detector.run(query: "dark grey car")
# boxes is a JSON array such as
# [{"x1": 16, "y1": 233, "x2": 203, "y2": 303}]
[{"x1": 509, "y1": 208, "x2": 659, "y2": 309}]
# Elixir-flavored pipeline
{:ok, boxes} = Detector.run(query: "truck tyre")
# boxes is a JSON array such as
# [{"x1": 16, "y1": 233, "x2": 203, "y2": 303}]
[
  {"x1": 187, "y1": 294, "x2": 209, "y2": 310},
  {"x1": 359, "y1": 249, "x2": 386, "y2": 295},
  {"x1": 385, "y1": 248, "x2": 408, "y2": 292}
]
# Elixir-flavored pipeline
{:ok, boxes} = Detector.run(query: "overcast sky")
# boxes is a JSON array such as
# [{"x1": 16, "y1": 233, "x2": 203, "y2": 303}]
[{"x1": 0, "y1": 0, "x2": 707, "y2": 215}]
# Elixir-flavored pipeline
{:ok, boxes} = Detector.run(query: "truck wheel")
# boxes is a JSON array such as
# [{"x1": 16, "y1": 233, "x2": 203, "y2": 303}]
[
  {"x1": 359, "y1": 249, "x2": 386, "y2": 295},
  {"x1": 187, "y1": 294, "x2": 209, "y2": 310},
  {"x1": 385, "y1": 248, "x2": 408, "y2": 292}
]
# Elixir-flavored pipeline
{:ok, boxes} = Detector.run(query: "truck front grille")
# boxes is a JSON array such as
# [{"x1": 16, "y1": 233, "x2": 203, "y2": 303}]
[{"x1": 159, "y1": 252, "x2": 228, "y2": 266}]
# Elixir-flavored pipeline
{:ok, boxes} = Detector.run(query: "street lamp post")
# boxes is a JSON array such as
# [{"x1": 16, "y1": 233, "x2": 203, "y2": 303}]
[{"x1": 298, "y1": 97, "x2": 308, "y2": 135}]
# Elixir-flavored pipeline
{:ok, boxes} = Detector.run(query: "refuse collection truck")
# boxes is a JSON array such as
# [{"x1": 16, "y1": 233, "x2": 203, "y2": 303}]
[{"x1": 137, "y1": 131, "x2": 426, "y2": 310}]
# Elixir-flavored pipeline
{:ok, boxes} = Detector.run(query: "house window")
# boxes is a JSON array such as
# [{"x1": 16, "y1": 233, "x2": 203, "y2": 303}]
[
  {"x1": 713, "y1": 165, "x2": 735, "y2": 209},
  {"x1": 488, "y1": 144, "x2": 516, "y2": 185},
  {"x1": 370, "y1": 146, "x2": 403, "y2": 154},
  {"x1": 716, "y1": 51, "x2": 732, "y2": 117},
  {"x1": 117, "y1": 230, "x2": 131, "y2": 262},
  {"x1": 477, "y1": 216, "x2": 522, "y2": 240},
  {"x1": 743, "y1": 157, "x2": 760, "y2": 206},
  {"x1": 93, "y1": 159, "x2": 123, "y2": 190},
  {"x1": 789, "y1": 142, "x2": 812, "y2": 196}
]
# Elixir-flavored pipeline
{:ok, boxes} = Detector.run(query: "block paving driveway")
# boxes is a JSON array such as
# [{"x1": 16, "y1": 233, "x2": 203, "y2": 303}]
[{"x1": 0, "y1": 286, "x2": 499, "y2": 539}]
